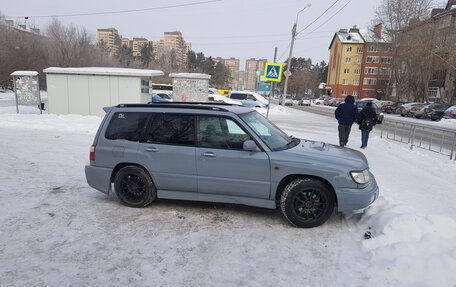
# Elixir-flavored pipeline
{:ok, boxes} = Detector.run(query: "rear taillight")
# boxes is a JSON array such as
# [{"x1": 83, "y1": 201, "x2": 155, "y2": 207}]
[
  {"x1": 386, "y1": 105, "x2": 391, "y2": 108},
  {"x1": 400, "y1": 107, "x2": 404, "y2": 109},
  {"x1": 431, "y1": 109, "x2": 435, "y2": 113},
  {"x1": 90, "y1": 145, "x2": 96, "y2": 161},
  {"x1": 418, "y1": 108, "x2": 422, "y2": 111}
]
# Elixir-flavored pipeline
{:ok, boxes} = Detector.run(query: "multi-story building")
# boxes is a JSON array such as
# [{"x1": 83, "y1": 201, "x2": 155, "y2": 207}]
[
  {"x1": 152, "y1": 31, "x2": 190, "y2": 65},
  {"x1": 359, "y1": 24, "x2": 392, "y2": 99},
  {"x1": 391, "y1": 0, "x2": 456, "y2": 104},
  {"x1": 121, "y1": 38, "x2": 131, "y2": 48},
  {"x1": 327, "y1": 25, "x2": 392, "y2": 99},
  {"x1": 97, "y1": 28, "x2": 121, "y2": 54},
  {"x1": 212, "y1": 57, "x2": 240, "y2": 89},
  {"x1": 244, "y1": 58, "x2": 267, "y2": 91},
  {"x1": 327, "y1": 27, "x2": 365, "y2": 98},
  {"x1": 97, "y1": 28, "x2": 192, "y2": 64},
  {"x1": 131, "y1": 38, "x2": 148, "y2": 57}
]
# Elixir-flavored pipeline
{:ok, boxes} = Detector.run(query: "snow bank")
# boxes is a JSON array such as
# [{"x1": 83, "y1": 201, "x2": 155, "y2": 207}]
[{"x1": 356, "y1": 199, "x2": 456, "y2": 286}]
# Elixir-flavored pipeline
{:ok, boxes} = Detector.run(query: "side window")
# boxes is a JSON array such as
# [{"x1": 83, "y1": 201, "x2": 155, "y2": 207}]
[
  {"x1": 146, "y1": 114, "x2": 195, "y2": 146},
  {"x1": 197, "y1": 116, "x2": 251, "y2": 150},
  {"x1": 105, "y1": 112, "x2": 149, "y2": 141}
]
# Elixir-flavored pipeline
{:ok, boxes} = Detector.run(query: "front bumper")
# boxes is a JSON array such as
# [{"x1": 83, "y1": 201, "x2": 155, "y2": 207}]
[{"x1": 335, "y1": 174, "x2": 379, "y2": 212}]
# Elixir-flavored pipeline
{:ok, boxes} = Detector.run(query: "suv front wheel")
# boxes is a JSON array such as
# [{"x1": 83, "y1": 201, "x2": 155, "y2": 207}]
[
  {"x1": 280, "y1": 178, "x2": 335, "y2": 228},
  {"x1": 114, "y1": 166, "x2": 157, "y2": 208}
]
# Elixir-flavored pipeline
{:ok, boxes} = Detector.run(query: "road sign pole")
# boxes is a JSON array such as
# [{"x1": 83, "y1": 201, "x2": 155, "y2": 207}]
[{"x1": 267, "y1": 47, "x2": 278, "y2": 119}]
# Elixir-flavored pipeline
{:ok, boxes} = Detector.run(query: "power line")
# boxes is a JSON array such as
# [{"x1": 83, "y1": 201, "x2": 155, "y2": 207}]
[
  {"x1": 296, "y1": 0, "x2": 341, "y2": 35},
  {"x1": 7, "y1": 0, "x2": 222, "y2": 18},
  {"x1": 296, "y1": 0, "x2": 353, "y2": 40}
]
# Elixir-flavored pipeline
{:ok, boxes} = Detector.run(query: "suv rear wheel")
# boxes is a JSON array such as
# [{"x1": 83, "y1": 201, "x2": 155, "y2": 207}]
[
  {"x1": 114, "y1": 166, "x2": 156, "y2": 208},
  {"x1": 280, "y1": 178, "x2": 335, "y2": 228}
]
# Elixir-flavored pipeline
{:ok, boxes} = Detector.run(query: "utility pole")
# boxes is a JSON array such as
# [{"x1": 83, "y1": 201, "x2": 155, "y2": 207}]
[
  {"x1": 266, "y1": 47, "x2": 278, "y2": 119},
  {"x1": 282, "y1": 4, "x2": 311, "y2": 105}
]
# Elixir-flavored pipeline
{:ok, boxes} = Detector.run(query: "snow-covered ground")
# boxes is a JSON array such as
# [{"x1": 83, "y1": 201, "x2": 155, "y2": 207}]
[{"x1": 0, "y1": 95, "x2": 455, "y2": 286}]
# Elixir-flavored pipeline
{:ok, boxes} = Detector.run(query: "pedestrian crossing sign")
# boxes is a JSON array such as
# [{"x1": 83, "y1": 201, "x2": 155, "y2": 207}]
[{"x1": 264, "y1": 63, "x2": 284, "y2": 82}]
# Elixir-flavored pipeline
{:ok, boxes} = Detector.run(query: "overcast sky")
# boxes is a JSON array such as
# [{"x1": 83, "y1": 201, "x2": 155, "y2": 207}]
[{"x1": 1, "y1": 0, "x2": 382, "y2": 67}]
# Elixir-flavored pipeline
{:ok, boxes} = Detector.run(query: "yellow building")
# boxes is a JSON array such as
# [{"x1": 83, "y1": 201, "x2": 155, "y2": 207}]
[
  {"x1": 131, "y1": 38, "x2": 148, "y2": 57},
  {"x1": 327, "y1": 27, "x2": 365, "y2": 98},
  {"x1": 97, "y1": 28, "x2": 121, "y2": 54}
]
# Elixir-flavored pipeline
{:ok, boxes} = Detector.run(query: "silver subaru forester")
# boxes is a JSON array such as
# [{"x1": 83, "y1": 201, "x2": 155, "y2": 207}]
[{"x1": 85, "y1": 103, "x2": 379, "y2": 228}]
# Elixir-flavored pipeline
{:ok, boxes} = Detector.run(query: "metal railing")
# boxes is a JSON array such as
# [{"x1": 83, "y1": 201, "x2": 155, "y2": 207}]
[{"x1": 380, "y1": 119, "x2": 456, "y2": 160}]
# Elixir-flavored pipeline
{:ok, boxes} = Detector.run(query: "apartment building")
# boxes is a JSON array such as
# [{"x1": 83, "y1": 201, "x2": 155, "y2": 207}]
[
  {"x1": 213, "y1": 57, "x2": 240, "y2": 89},
  {"x1": 131, "y1": 38, "x2": 148, "y2": 57},
  {"x1": 359, "y1": 24, "x2": 392, "y2": 99},
  {"x1": 152, "y1": 31, "x2": 190, "y2": 65},
  {"x1": 244, "y1": 58, "x2": 267, "y2": 91},
  {"x1": 97, "y1": 28, "x2": 121, "y2": 54},
  {"x1": 327, "y1": 27, "x2": 365, "y2": 98},
  {"x1": 97, "y1": 28, "x2": 191, "y2": 65},
  {"x1": 327, "y1": 25, "x2": 392, "y2": 99}
]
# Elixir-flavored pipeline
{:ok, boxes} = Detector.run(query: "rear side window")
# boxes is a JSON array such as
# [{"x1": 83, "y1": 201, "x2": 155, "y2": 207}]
[
  {"x1": 105, "y1": 112, "x2": 149, "y2": 141},
  {"x1": 146, "y1": 114, "x2": 195, "y2": 146},
  {"x1": 230, "y1": 93, "x2": 247, "y2": 100}
]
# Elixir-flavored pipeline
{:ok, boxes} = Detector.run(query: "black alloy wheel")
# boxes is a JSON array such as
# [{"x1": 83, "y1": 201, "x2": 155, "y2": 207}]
[
  {"x1": 114, "y1": 166, "x2": 156, "y2": 208},
  {"x1": 281, "y1": 178, "x2": 335, "y2": 228}
]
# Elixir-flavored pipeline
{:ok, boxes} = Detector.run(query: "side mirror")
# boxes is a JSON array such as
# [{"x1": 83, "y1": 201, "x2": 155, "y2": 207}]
[{"x1": 243, "y1": 140, "x2": 259, "y2": 152}]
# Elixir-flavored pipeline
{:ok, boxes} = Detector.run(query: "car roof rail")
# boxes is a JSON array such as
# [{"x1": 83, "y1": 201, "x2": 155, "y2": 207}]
[{"x1": 116, "y1": 102, "x2": 233, "y2": 112}]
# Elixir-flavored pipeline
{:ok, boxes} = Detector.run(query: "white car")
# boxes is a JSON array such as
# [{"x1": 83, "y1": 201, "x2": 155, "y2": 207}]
[
  {"x1": 314, "y1": 98, "x2": 325, "y2": 105},
  {"x1": 208, "y1": 94, "x2": 242, "y2": 106},
  {"x1": 229, "y1": 91, "x2": 269, "y2": 106}
]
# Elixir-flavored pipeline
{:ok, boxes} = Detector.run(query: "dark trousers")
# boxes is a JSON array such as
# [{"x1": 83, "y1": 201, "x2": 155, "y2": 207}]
[
  {"x1": 338, "y1": 125, "x2": 352, "y2": 146},
  {"x1": 361, "y1": 130, "x2": 370, "y2": 147}
]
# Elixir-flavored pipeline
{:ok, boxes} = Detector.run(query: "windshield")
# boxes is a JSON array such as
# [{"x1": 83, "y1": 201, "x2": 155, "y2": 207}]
[{"x1": 240, "y1": 111, "x2": 295, "y2": 151}]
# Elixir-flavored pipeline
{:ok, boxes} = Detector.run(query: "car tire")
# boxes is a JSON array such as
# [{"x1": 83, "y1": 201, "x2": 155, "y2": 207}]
[
  {"x1": 401, "y1": 114, "x2": 405, "y2": 117},
  {"x1": 280, "y1": 178, "x2": 335, "y2": 228},
  {"x1": 114, "y1": 166, "x2": 157, "y2": 208},
  {"x1": 415, "y1": 115, "x2": 421, "y2": 119}
]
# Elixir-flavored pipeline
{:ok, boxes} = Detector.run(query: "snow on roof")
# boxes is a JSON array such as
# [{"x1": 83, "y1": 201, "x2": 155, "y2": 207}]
[
  {"x1": 336, "y1": 31, "x2": 364, "y2": 44},
  {"x1": 10, "y1": 71, "x2": 39, "y2": 76},
  {"x1": 359, "y1": 29, "x2": 392, "y2": 43},
  {"x1": 169, "y1": 73, "x2": 211, "y2": 79},
  {"x1": 43, "y1": 67, "x2": 164, "y2": 77}
]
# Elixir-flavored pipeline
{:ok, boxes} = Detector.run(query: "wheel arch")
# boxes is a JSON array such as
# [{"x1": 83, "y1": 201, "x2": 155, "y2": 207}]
[
  {"x1": 274, "y1": 174, "x2": 338, "y2": 205},
  {"x1": 110, "y1": 162, "x2": 150, "y2": 182}
]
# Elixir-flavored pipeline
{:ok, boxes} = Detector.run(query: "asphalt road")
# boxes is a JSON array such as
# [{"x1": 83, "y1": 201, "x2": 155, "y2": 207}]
[{"x1": 270, "y1": 100, "x2": 456, "y2": 158}]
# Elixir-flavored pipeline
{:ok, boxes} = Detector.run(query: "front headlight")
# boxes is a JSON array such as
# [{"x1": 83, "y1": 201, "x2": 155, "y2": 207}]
[
  {"x1": 379, "y1": 112, "x2": 384, "y2": 117},
  {"x1": 350, "y1": 169, "x2": 370, "y2": 184}
]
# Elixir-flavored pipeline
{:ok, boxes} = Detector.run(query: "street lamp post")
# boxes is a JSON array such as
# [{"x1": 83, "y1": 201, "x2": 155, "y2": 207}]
[{"x1": 282, "y1": 4, "x2": 311, "y2": 105}]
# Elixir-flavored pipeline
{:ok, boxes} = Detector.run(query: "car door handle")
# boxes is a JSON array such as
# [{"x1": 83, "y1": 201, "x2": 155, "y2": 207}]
[
  {"x1": 201, "y1": 152, "x2": 216, "y2": 158},
  {"x1": 145, "y1": 147, "x2": 158, "y2": 152}
]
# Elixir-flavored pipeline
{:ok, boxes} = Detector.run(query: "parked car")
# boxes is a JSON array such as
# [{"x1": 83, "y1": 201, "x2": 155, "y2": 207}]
[
  {"x1": 383, "y1": 102, "x2": 406, "y2": 114},
  {"x1": 323, "y1": 97, "x2": 333, "y2": 106},
  {"x1": 355, "y1": 101, "x2": 384, "y2": 123},
  {"x1": 229, "y1": 91, "x2": 269, "y2": 106},
  {"x1": 298, "y1": 97, "x2": 311, "y2": 106},
  {"x1": 150, "y1": 94, "x2": 170, "y2": 103},
  {"x1": 444, "y1": 105, "x2": 456, "y2": 119},
  {"x1": 428, "y1": 104, "x2": 454, "y2": 121},
  {"x1": 208, "y1": 94, "x2": 242, "y2": 106},
  {"x1": 229, "y1": 91, "x2": 268, "y2": 108},
  {"x1": 410, "y1": 103, "x2": 430, "y2": 118},
  {"x1": 399, "y1": 103, "x2": 421, "y2": 117},
  {"x1": 85, "y1": 102, "x2": 379, "y2": 228},
  {"x1": 279, "y1": 95, "x2": 294, "y2": 106},
  {"x1": 314, "y1": 97, "x2": 326, "y2": 105},
  {"x1": 334, "y1": 98, "x2": 345, "y2": 107},
  {"x1": 154, "y1": 93, "x2": 173, "y2": 102},
  {"x1": 421, "y1": 103, "x2": 446, "y2": 119}
]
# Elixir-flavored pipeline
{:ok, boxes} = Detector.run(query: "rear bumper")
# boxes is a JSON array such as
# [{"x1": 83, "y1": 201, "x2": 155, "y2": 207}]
[
  {"x1": 85, "y1": 165, "x2": 112, "y2": 194},
  {"x1": 335, "y1": 175, "x2": 379, "y2": 212}
]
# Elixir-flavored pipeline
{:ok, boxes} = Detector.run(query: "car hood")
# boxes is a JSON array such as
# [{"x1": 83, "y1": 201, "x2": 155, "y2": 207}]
[{"x1": 269, "y1": 139, "x2": 368, "y2": 171}]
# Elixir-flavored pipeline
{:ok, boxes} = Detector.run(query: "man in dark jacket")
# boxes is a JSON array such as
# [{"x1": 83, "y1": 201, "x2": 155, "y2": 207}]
[
  {"x1": 335, "y1": 95, "x2": 358, "y2": 147},
  {"x1": 357, "y1": 101, "x2": 378, "y2": 148}
]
